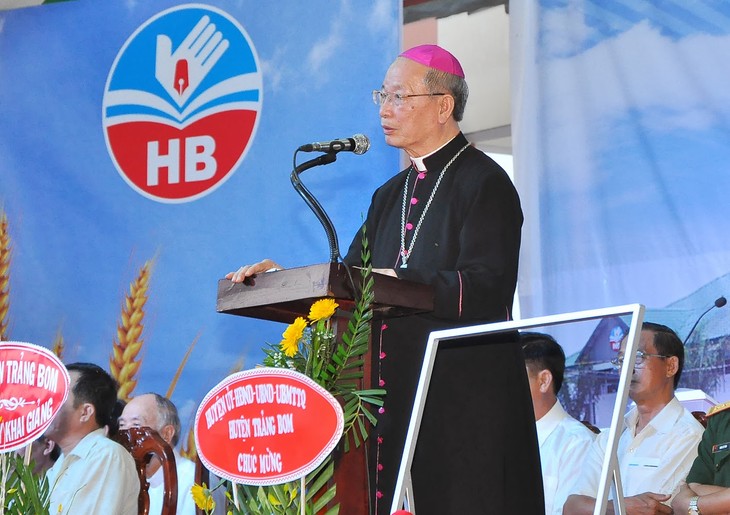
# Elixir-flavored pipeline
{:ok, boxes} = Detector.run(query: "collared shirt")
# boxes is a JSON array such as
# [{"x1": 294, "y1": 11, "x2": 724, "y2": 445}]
[
  {"x1": 148, "y1": 450, "x2": 197, "y2": 515},
  {"x1": 572, "y1": 397, "x2": 704, "y2": 503},
  {"x1": 536, "y1": 401, "x2": 596, "y2": 515},
  {"x1": 46, "y1": 428, "x2": 139, "y2": 515},
  {"x1": 686, "y1": 409, "x2": 730, "y2": 486}
]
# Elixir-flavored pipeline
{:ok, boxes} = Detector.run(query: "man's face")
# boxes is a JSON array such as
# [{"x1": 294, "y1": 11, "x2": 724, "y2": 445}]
[
  {"x1": 378, "y1": 58, "x2": 446, "y2": 156},
  {"x1": 119, "y1": 394, "x2": 168, "y2": 476},
  {"x1": 118, "y1": 394, "x2": 160, "y2": 433},
  {"x1": 44, "y1": 370, "x2": 80, "y2": 442},
  {"x1": 626, "y1": 330, "x2": 672, "y2": 402}
]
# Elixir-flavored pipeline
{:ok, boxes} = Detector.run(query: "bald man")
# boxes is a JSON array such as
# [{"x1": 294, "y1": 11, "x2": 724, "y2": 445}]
[{"x1": 119, "y1": 393, "x2": 196, "y2": 515}]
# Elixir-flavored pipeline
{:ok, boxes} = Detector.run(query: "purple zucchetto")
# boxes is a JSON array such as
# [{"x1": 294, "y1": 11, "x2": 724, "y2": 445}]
[{"x1": 399, "y1": 44, "x2": 465, "y2": 78}]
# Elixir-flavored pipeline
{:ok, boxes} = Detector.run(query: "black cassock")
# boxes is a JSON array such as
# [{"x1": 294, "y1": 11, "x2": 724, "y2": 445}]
[{"x1": 344, "y1": 133, "x2": 544, "y2": 515}]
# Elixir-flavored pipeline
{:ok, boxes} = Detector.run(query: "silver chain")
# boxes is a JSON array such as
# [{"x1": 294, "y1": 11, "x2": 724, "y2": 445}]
[{"x1": 399, "y1": 143, "x2": 470, "y2": 268}]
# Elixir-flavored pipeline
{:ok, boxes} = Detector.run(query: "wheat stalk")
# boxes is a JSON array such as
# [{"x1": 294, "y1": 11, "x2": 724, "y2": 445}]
[
  {"x1": 179, "y1": 425, "x2": 197, "y2": 460},
  {"x1": 165, "y1": 333, "x2": 201, "y2": 399},
  {"x1": 179, "y1": 357, "x2": 245, "y2": 459},
  {"x1": 0, "y1": 209, "x2": 11, "y2": 341},
  {"x1": 51, "y1": 326, "x2": 65, "y2": 360},
  {"x1": 110, "y1": 259, "x2": 152, "y2": 402},
  {"x1": 228, "y1": 357, "x2": 244, "y2": 374}
]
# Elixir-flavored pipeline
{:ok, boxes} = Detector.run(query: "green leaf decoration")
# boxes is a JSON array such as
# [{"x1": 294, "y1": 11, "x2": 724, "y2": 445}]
[{"x1": 2, "y1": 453, "x2": 51, "y2": 515}]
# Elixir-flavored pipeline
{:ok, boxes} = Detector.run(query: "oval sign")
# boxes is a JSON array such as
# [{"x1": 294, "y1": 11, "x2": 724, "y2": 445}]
[
  {"x1": 194, "y1": 368, "x2": 344, "y2": 485},
  {"x1": 0, "y1": 341, "x2": 70, "y2": 452}
]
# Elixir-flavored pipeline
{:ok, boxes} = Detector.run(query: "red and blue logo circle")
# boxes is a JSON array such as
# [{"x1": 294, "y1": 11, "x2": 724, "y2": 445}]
[{"x1": 103, "y1": 4, "x2": 262, "y2": 203}]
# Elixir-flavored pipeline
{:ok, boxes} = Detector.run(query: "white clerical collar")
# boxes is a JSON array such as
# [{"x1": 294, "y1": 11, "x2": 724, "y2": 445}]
[{"x1": 410, "y1": 137, "x2": 454, "y2": 172}]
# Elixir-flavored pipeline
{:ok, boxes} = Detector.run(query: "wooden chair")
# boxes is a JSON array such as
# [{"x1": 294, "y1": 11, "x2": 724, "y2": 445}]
[
  {"x1": 115, "y1": 427, "x2": 179, "y2": 515},
  {"x1": 581, "y1": 420, "x2": 601, "y2": 434},
  {"x1": 194, "y1": 454, "x2": 211, "y2": 515},
  {"x1": 692, "y1": 410, "x2": 708, "y2": 428}
]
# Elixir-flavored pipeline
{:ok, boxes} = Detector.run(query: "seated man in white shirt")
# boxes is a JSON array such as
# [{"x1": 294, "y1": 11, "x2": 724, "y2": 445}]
[
  {"x1": 45, "y1": 362, "x2": 139, "y2": 514},
  {"x1": 119, "y1": 392, "x2": 196, "y2": 515},
  {"x1": 563, "y1": 322, "x2": 705, "y2": 515},
  {"x1": 521, "y1": 332, "x2": 596, "y2": 515}
]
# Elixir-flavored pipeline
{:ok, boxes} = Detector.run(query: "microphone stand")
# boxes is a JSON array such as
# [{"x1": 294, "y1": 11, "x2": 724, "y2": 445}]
[
  {"x1": 683, "y1": 296, "x2": 728, "y2": 345},
  {"x1": 290, "y1": 151, "x2": 341, "y2": 263}
]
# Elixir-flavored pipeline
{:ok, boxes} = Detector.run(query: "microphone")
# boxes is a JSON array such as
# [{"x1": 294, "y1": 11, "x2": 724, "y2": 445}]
[
  {"x1": 298, "y1": 134, "x2": 370, "y2": 155},
  {"x1": 683, "y1": 296, "x2": 727, "y2": 344}
]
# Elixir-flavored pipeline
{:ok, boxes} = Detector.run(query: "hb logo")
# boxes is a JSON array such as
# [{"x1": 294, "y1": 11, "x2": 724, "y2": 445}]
[{"x1": 103, "y1": 4, "x2": 262, "y2": 203}]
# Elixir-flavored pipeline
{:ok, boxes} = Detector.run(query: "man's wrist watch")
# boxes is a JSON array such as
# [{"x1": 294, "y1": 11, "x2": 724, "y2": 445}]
[{"x1": 688, "y1": 495, "x2": 701, "y2": 514}]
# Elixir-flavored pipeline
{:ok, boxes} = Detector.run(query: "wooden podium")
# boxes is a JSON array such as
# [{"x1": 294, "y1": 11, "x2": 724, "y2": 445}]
[{"x1": 216, "y1": 263, "x2": 433, "y2": 514}]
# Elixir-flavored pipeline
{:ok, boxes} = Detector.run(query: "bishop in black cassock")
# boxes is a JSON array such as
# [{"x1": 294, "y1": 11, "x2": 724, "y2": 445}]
[{"x1": 343, "y1": 44, "x2": 544, "y2": 515}]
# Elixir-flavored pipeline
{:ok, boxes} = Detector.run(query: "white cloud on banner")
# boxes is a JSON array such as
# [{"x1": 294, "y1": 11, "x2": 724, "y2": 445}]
[
  {"x1": 259, "y1": 47, "x2": 285, "y2": 93},
  {"x1": 368, "y1": 0, "x2": 395, "y2": 35},
  {"x1": 305, "y1": 0, "x2": 350, "y2": 82},
  {"x1": 307, "y1": 28, "x2": 344, "y2": 78},
  {"x1": 541, "y1": 19, "x2": 730, "y2": 187},
  {"x1": 540, "y1": 0, "x2": 601, "y2": 57}
]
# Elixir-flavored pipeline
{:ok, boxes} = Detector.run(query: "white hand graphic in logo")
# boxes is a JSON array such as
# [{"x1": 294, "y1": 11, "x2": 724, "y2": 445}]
[{"x1": 156, "y1": 15, "x2": 230, "y2": 107}]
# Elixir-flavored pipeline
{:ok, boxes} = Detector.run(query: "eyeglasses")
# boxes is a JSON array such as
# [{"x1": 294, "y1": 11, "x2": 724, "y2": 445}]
[
  {"x1": 610, "y1": 350, "x2": 670, "y2": 369},
  {"x1": 372, "y1": 89, "x2": 446, "y2": 107}
]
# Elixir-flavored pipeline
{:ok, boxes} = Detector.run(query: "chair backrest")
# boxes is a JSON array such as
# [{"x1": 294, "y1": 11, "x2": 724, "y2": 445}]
[
  {"x1": 692, "y1": 410, "x2": 708, "y2": 428},
  {"x1": 581, "y1": 420, "x2": 601, "y2": 434},
  {"x1": 194, "y1": 453, "x2": 211, "y2": 515},
  {"x1": 115, "y1": 427, "x2": 179, "y2": 515}
]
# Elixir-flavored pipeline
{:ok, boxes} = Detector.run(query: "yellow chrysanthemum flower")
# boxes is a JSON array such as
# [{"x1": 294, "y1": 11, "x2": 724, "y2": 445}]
[
  {"x1": 268, "y1": 492, "x2": 282, "y2": 506},
  {"x1": 191, "y1": 483, "x2": 216, "y2": 512},
  {"x1": 308, "y1": 298, "x2": 339, "y2": 323},
  {"x1": 280, "y1": 317, "x2": 307, "y2": 357}
]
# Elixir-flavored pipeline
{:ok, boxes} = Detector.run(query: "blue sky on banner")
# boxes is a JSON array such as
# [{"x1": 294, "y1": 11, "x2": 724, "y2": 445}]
[
  {"x1": 533, "y1": 0, "x2": 730, "y2": 319},
  {"x1": 0, "y1": 1, "x2": 400, "y2": 427}
]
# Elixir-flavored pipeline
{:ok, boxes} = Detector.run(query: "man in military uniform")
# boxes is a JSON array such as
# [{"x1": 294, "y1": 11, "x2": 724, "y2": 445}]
[{"x1": 672, "y1": 402, "x2": 730, "y2": 514}]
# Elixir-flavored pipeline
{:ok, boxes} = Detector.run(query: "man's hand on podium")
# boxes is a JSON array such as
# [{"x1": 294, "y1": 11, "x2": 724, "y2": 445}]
[{"x1": 225, "y1": 259, "x2": 284, "y2": 283}]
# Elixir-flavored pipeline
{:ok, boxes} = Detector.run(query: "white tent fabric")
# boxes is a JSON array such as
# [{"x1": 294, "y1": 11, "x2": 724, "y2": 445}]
[{"x1": 511, "y1": 0, "x2": 730, "y2": 413}]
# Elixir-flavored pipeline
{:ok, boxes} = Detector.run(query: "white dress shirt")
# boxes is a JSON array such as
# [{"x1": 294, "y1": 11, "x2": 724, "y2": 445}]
[
  {"x1": 536, "y1": 401, "x2": 596, "y2": 515},
  {"x1": 148, "y1": 450, "x2": 197, "y2": 515},
  {"x1": 572, "y1": 396, "x2": 704, "y2": 504}
]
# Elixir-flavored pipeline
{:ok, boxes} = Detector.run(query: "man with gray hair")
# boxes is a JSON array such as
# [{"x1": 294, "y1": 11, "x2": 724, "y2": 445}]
[
  {"x1": 119, "y1": 393, "x2": 196, "y2": 515},
  {"x1": 564, "y1": 322, "x2": 704, "y2": 514}
]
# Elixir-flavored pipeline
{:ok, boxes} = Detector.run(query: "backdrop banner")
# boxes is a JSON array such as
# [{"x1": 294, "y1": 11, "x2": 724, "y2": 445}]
[
  {"x1": 0, "y1": 0, "x2": 400, "y2": 443},
  {"x1": 512, "y1": 0, "x2": 730, "y2": 424}
]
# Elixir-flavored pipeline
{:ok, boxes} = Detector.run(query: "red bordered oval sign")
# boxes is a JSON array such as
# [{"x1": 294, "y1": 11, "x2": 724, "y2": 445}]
[
  {"x1": 0, "y1": 341, "x2": 70, "y2": 452},
  {"x1": 194, "y1": 368, "x2": 344, "y2": 485}
]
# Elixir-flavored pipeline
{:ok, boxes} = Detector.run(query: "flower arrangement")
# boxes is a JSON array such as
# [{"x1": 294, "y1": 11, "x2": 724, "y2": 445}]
[{"x1": 194, "y1": 230, "x2": 385, "y2": 514}]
